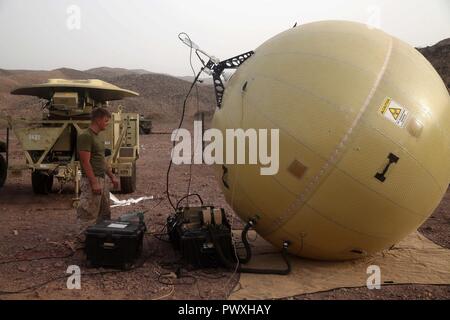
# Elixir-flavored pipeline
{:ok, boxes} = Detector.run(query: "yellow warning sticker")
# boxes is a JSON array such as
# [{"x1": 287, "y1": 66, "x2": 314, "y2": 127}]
[
  {"x1": 389, "y1": 108, "x2": 402, "y2": 120},
  {"x1": 379, "y1": 97, "x2": 409, "y2": 128}
]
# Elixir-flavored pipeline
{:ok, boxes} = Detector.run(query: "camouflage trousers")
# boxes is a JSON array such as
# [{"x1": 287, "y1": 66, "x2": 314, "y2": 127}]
[{"x1": 76, "y1": 176, "x2": 111, "y2": 225}]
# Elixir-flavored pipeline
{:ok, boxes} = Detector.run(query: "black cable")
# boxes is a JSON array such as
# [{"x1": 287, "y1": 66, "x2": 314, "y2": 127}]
[
  {"x1": 148, "y1": 220, "x2": 172, "y2": 243},
  {"x1": 166, "y1": 32, "x2": 206, "y2": 211},
  {"x1": 184, "y1": 32, "x2": 200, "y2": 209},
  {"x1": 0, "y1": 236, "x2": 172, "y2": 295},
  {"x1": 176, "y1": 193, "x2": 204, "y2": 209},
  {"x1": 158, "y1": 258, "x2": 186, "y2": 271},
  {"x1": 157, "y1": 260, "x2": 208, "y2": 291},
  {"x1": 0, "y1": 235, "x2": 165, "y2": 296},
  {"x1": 152, "y1": 233, "x2": 171, "y2": 243},
  {"x1": 157, "y1": 260, "x2": 225, "y2": 288},
  {"x1": 0, "y1": 231, "x2": 160, "y2": 295},
  {"x1": 0, "y1": 249, "x2": 78, "y2": 266},
  {"x1": 0, "y1": 268, "x2": 129, "y2": 296},
  {"x1": 194, "y1": 270, "x2": 227, "y2": 280},
  {"x1": 165, "y1": 67, "x2": 204, "y2": 211},
  {"x1": 208, "y1": 225, "x2": 292, "y2": 275},
  {"x1": 236, "y1": 220, "x2": 255, "y2": 264},
  {"x1": 157, "y1": 273, "x2": 197, "y2": 286},
  {"x1": 0, "y1": 274, "x2": 69, "y2": 295},
  {"x1": 148, "y1": 222, "x2": 169, "y2": 241}
]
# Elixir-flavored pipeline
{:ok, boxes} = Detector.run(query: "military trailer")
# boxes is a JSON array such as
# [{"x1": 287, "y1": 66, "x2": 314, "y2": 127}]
[{"x1": 4, "y1": 79, "x2": 140, "y2": 200}]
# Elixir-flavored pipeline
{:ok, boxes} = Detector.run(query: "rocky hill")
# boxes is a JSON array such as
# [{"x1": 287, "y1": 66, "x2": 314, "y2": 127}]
[
  {"x1": 0, "y1": 67, "x2": 215, "y2": 123},
  {"x1": 417, "y1": 38, "x2": 450, "y2": 91},
  {"x1": 0, "y1": 38, "x2": 448, "y2": 123}
]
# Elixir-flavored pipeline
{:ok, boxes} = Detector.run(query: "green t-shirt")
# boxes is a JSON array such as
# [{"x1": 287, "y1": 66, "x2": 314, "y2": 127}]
[{"x1": 77, "y1": 128, "x2": 106, "y2": 177}]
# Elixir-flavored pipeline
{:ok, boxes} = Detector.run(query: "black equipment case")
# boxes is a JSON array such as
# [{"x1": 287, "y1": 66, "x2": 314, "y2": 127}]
[
  {"x1": 167, "y1": 206, "x2": 235, "y2": 268},
  {"x1": 85, "y1": 220, "x2": 146, "y2": 269}
]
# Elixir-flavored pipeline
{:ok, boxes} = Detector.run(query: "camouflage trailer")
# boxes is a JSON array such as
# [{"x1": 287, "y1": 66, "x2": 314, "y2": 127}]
[{"x1": 3, "y1": 79, "x2": 140, "y2": 201}]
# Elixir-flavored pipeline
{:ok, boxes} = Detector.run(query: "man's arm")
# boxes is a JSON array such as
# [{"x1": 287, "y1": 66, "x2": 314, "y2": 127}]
[
  {"x1": 79, "y1": 151, "x2": 102, "y2": 194},
  {"x1": 105, "y1": 159, "x2": 119, "y2": 189}
]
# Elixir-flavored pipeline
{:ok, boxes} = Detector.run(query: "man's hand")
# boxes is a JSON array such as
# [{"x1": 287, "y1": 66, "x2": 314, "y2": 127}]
[
  {"x1": 110, "y1": 176, "x2": 119, "y2": 190},
  {"x1": 105, "y1": 160, "x2": 118, "y2": 190},
  {"x1": 91, "y1": 179, "x2": 102, "y2": 195}
]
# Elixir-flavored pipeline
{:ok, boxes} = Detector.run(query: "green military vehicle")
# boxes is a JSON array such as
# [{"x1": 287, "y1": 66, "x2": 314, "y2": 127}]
[{"x1": 3, "y1": 79, "x2": 140, "y2": 200}]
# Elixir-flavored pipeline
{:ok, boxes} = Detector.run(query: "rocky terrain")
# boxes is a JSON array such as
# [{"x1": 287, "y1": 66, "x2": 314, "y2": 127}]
[
  {"x1": 418, "y1": 38, "x2": 450, "y2": 91},
  {"x1": 0, "y1": 67, "x2": 216, "y2": 122}
]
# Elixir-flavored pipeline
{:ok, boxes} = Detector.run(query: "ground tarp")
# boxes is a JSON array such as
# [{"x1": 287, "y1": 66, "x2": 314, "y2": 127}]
[{"x1": 229, "y1": 231, "x2": 450, "y2": 300}]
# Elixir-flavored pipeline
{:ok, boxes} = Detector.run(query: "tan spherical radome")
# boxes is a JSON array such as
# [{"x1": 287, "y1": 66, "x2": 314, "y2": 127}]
[{"x1": 212, "y1": 20, "x2": 450, "y2": 260}]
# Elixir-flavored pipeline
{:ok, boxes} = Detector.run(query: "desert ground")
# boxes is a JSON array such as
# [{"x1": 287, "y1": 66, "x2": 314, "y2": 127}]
[{"x1": 0, "y1": 120, "x2": 449, "y2": 300}]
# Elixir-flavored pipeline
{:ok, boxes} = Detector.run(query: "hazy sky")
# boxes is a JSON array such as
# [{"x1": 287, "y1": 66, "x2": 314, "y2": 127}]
[{"x1": 0, "y1": 0, "x2": 448, "y2": 76}]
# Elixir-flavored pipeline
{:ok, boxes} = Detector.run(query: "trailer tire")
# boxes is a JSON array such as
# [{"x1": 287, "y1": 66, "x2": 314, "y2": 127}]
[
  {"x1": 32, "y1": 171, "x2": 53, "y2": 194},
  {"x1": 0, "y1": 154, "x2": 6, "y2": 189},
  {"x1": 120, "y1": 161, "x2": 136, "y2": 194}
]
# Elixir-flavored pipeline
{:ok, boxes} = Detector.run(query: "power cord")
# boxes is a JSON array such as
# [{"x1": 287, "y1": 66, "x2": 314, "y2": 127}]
[
  {"x1": 184, "y1": 32, "x2": 201, "y2": 209},
  {"x1": 175, "y1": 193, "x2": 204, "y2": 209},
  {"x1": 166, "y1": 32, "x2": 206, "y2": 211},
  {"x1": 0, "y1": 247, "x2": 80, "y2": 266},
  {"x1": 0, "y1": 268, "x2": 129, "y2": 296},
  {"x1": 0, "y1": 232, "x2": 160, "y2": 296},
  {"x1": 165, "y1": 67, "x2": 204, "y2": 211}
]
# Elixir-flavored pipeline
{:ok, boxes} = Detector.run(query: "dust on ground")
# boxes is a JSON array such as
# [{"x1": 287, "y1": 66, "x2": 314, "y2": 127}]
[{"x1": 0, "y1": 121, "x2": 449, "y2": 300}]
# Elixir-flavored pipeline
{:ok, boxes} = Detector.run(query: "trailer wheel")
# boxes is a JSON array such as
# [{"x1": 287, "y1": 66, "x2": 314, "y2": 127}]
[
  {"x1": 31, "y1": 171, "x2": 53, "y2": 194},
  {"x1": 0, "y1": 154, "x2": 7, "y2": 189},
  {"x1": 120, "y1": 161, "x2": 136, "y2": 194}
]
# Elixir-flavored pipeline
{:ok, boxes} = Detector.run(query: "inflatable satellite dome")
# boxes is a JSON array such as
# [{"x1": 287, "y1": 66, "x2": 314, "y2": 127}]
[{"x1": 212, "y1": 20, "x2": 450, "y2": 260}]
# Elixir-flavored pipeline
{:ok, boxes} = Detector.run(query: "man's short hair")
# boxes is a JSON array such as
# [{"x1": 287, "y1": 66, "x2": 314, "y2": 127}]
[{"x1": 91, "y1": 107, "x2": 111, "y2": 120}]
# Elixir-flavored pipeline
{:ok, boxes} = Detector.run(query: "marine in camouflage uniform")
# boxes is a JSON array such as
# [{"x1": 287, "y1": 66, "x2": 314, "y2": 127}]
[{"x1": 76, "y1": 108, "x2": 119, "y2": 232}]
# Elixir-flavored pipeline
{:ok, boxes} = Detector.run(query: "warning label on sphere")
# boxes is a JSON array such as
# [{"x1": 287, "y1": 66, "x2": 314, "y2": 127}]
[{"x1": 379, "y1": 97, "x2": 409, "y2": 128}]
